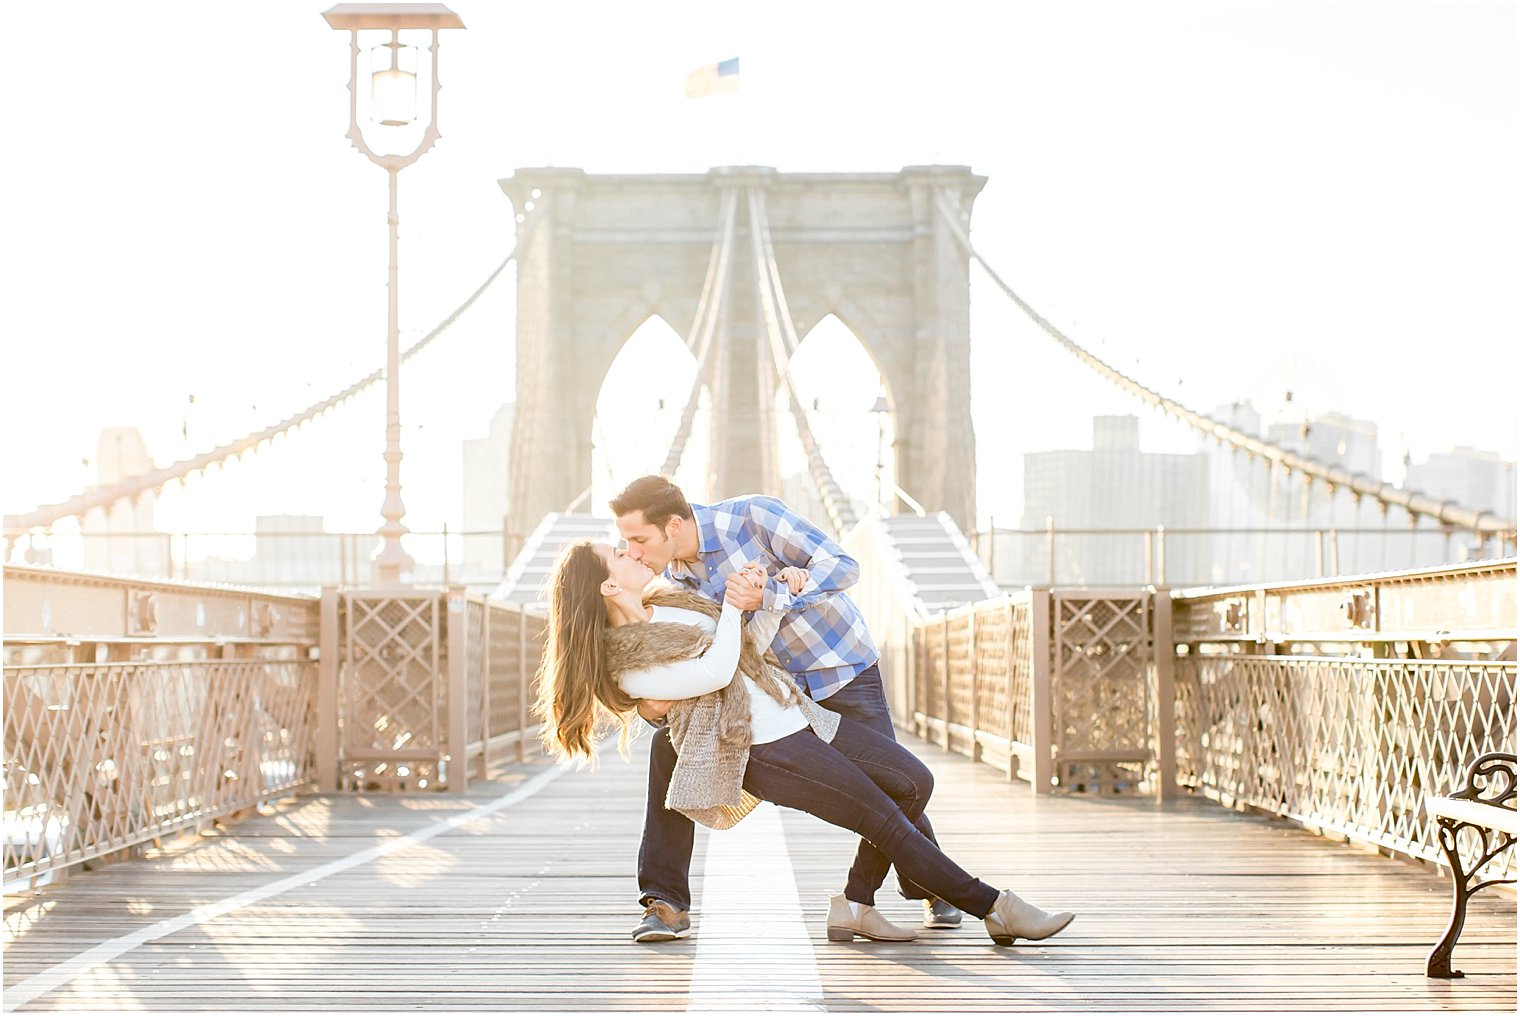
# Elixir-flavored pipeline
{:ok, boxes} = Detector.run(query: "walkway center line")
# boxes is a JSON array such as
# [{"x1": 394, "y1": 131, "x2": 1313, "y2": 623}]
[
  {"x1": 687, "y1": 801, "x2": 824, "y2": 1012},
  {"x1": 3, "y1": 764, "x2": 566, "y2": 1013}
]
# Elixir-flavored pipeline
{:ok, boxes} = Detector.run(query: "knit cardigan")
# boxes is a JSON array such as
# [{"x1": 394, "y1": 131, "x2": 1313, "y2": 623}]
[{"x1": 603, "y1": 587, "x2": 840, "y2": 829}]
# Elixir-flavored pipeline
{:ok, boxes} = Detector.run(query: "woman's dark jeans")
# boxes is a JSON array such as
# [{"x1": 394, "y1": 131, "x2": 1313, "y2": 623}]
[
  {"x1": 638, "y1": 664, "x2": 944, "y2": 910},
  {"x1": 743, "y1": 718, "x2": 999, "y2": 918}
]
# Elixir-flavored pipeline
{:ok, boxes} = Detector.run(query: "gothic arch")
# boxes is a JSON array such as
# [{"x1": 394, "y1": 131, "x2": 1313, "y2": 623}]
[{"x1": 501, "y1": 166, "x2": 984, "y2": 533}]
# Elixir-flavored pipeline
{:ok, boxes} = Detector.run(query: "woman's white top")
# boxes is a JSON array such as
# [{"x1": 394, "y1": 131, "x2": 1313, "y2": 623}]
[{"x1": 617, "y1": 603, "x2": 809, "y2": 745}]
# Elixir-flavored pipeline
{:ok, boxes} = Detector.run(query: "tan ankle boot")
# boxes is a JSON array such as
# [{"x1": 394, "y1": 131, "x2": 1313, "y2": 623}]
[
  {"x1": 983, "y1": 889, "x2": 1074, "y2": 946},
  {"x1": 826, "y1": 893, "x2": 917, "y2": 942}
]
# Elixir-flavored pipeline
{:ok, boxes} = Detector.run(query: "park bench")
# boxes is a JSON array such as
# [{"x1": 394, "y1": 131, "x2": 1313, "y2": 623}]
[{"x1": 1425, "y1": 751, "x2": 1518, "y2": 978}]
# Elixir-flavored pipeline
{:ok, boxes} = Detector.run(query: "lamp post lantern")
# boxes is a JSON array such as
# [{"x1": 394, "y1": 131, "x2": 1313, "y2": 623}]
[{"x1": 323, "y1": 3, "x2": 465, "y2": 586}]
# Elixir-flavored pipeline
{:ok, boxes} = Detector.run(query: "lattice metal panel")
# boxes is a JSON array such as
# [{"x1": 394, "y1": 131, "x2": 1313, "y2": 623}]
[
  {"x1": 1053, "y1": 592, "x2": 1153, "y2": 792},
  {"x1": 1175, "y1": 654, "x2": 1516, "y2": 875},
  {"x1": 972, "y1": 606, "x2": 1013, "y2": 741},
  {"x1": 484, "y1": 606, "x2": 543, "y2": 741},
  {"x1": 945, "y1": 613, "x2": 975, "y2": 749},
  {"x1": 341, "y1": 593, "x2": 441, "y2": 791},
  {"x1": 4, "y1": 657, "x2": 316, "y2": 882},
  {"x1": 914, "y1": 624, "x2": 949, "y2": 724},
  {"x1": 466, "y1": 599, "x2": 486, "y2": 745},
  {"x1": 1008, "y1": 599, "x2": 1036, "y2": 746}
]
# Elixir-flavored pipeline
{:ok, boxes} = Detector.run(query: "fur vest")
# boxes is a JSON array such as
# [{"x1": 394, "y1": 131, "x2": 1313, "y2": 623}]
[{"x1": 603, "y1": 587, "x2": 840, "y2": 829}]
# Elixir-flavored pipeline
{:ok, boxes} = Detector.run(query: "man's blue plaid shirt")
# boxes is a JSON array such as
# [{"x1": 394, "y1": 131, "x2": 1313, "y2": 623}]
[{"x1": 663, "y1": 495, "x2": 878, "y2": 700}]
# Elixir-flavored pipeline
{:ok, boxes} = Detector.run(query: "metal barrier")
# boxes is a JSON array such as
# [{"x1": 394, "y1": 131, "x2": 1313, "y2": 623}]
[
  {"x1": 3, "y1": 566, "x2": 320, "y2": 887},
  {"x1": 1170, "y1": 559, "x2": 1516, "y2": 874},
  {"x1": 901, "y1": 558, "x2": 1517, "y2": 870},
  {"x1": 4, "y1": 568, "x2": 548, "y2": 885},
  {"x1": 317, "y1": 588, "x2": 545, "y2": 793},
  {"x1": 3, "y1": 529, "x2": 524, "y2": 593},
  {"x1": 908, "y1": 588, "x2": 1168, "y2": 794}
]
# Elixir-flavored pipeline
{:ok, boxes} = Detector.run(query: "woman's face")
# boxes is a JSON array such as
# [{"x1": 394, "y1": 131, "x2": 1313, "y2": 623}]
[{"x1": 592, "y1": 542, "x2": 653, "y2": 594}]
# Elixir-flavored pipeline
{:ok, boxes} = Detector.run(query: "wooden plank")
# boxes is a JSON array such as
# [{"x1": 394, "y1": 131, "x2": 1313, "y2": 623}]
[{"x1": 4, "y1": 733, "x2": 1513, "y2": 1012}]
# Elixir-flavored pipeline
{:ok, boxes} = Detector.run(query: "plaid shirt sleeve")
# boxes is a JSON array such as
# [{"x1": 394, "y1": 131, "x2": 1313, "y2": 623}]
[{"x1": 740, "y1": 496, "x2": 861, "y2": 614}]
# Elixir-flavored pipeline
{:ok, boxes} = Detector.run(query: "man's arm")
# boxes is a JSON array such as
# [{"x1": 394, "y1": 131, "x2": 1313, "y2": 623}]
[{"x1": 741, "y1": 495, "x2": 861, "y2": 613}]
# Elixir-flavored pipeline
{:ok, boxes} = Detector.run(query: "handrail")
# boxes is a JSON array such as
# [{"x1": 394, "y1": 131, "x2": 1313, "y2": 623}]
[
  {"x1": 888, "y1": 483, "x2": 928, "y2": 517},
  {"x1": 562, "y1": 486, "x2": 594, "y2": 514}
]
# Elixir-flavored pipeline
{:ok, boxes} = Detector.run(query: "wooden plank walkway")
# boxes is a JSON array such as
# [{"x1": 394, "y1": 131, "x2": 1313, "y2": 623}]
[{"x1": 4, "y1": 733, "x2": 1514, "y2": 1012}]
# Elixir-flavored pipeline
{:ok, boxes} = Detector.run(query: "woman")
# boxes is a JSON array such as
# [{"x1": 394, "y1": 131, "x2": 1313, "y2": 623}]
[{"x1": 533, "y1": 540, "x2": 1075, "y2": 947}]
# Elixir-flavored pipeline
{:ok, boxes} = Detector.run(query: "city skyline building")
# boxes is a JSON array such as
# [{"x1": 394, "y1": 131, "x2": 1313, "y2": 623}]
[
  {"x1": 1017, "y1": 415, "x2": 1211, "y2": 585},
  {"x1": 461, "y1": 402, "x2": 515, "y2": 581}
]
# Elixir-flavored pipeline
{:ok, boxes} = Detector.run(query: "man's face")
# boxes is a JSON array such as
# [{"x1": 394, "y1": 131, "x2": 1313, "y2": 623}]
[{"x1": 615, "y1": 511, "x2": 681, "y2": 573}]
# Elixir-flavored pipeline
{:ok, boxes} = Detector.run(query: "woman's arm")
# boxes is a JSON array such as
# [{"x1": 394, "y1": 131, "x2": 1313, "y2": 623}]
[{"x1": 618, "y1": 603, "x2": 745, "y2": 700}]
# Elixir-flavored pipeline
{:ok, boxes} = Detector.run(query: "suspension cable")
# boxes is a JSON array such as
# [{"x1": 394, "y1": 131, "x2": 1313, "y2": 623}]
[
  {"x1": 745, "y1": 189, "x2": 858, "y2": 537},
  {"x1": 932, "y1": 187, "x2": 1516, "y2": 542},
  {"x1": 659, "y1": 188, "x2": 740, "y2": 478},
  {"x1": 7, "y1": 218, "x2": 538, "y2": 534}
]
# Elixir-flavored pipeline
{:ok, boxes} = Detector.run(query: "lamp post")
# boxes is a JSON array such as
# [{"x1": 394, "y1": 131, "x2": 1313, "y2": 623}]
[
  {"x1": 323, "y1": 3, "x2": 465, "y2": 586},
  {"x1": 870, "y1": 394, "x2": 891, "y2": 517}
]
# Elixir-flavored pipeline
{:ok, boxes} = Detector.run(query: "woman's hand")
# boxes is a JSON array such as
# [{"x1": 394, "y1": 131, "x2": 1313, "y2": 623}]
[{"x1": 776, "y1": 566, "x2": 809, "y2": 594}]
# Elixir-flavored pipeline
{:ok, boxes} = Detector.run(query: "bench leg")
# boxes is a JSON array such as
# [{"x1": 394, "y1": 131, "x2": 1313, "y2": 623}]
[{"x1": 1426, "y1": 817, "x2": 1516, "y2": 978}]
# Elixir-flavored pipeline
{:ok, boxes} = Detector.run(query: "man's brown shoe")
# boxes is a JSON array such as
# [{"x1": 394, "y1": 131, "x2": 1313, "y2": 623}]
[{"x1": 632, "y1": 899, "x2": 691, "y2": 943}]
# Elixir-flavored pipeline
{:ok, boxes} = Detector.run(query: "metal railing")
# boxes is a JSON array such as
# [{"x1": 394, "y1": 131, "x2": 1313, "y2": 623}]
[
  {"x1": 3, "y1": 566, "x2": 548, "y2": 885},
  {"x1": 3, "y1": 529, "x2": 526, "y2": 594},
  {"x1": 320, "y1": 588, "x2": 546, "y2": 793},
  {"x1": 894, "y1": 557, "x2": 1517, "y2": 873},
  {"x1": 3, "y1": 567, "x2": 322, "y2": 888},
  {"x1": 970, "y1": 524, "x2": 1516, "y2": 590}
]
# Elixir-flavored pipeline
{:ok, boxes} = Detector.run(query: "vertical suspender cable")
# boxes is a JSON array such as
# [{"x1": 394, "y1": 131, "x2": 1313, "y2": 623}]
[{"x1": 660, "y1": 189, "x2": 739, "y2": 478}]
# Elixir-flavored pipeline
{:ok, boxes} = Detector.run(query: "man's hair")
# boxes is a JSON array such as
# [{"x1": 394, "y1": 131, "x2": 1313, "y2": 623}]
[{"x1": 608, "y1": 474, "x2": 693, "y2": 529}]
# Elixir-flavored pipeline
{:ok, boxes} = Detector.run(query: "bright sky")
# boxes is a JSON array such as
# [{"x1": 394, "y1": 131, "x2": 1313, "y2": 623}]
[{"x1": 4, "y1": 0, "x2": 1516, "y2": 542}]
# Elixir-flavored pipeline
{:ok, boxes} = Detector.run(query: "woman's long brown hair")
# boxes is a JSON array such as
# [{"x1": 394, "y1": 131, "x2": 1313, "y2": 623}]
[{"x1": 533, "y1": 541, "x2": 640, "y2": 766}]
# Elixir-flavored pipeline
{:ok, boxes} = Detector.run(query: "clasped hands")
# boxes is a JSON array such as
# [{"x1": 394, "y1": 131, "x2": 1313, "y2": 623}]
[
  {"x1": 723, "y1": 560, "x2": 807, "y2": 610},
  {"x1": 636, "y1": 561, "x2": 809, "y2": 724}
]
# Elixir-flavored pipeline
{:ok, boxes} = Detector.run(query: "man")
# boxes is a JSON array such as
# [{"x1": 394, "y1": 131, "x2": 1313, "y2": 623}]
[{"x1": 609, "y1": 474, "x2": 963, "y2": 942}]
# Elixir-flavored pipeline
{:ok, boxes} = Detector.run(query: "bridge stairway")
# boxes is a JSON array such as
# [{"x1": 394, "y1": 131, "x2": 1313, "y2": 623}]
[
  {"x1": 879, "y1": 512, "x2": 1001, "y2": 614},
  {"x1": 491, "y1": 513, "x2": 616, "y2": 606}
]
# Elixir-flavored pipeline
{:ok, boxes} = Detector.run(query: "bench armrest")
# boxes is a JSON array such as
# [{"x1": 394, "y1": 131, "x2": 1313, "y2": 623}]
[{"x1": 1447, "y1": 751, "x2": 1517, "y2": 810}]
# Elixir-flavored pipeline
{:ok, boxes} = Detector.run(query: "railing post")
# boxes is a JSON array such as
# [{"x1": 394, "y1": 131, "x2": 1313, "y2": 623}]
[
  {"x1": 1046, "y1": 516, "x2": 1056, "y2": 586},
  {"x1": 1152, "y1": 587, "x2": 1177, "y2": 801},
  {"x1": 445, "y1": 586, "x2": 468, "y2": 792},
  {"x1": 317, "y1": 586, "x2": 340, "y2": 792},
  {"x1": 1156, "y1": 525, "x2": 1167, "y2": 586},
  {"x1": 478, "y1": 601, "x2": 492, "y2": 779},
  {"x1": 1005, "y1": 596, "x2": 1017, "y2": 782},
  {"x1": 940, "y1": 614, "x2": 952, "y2": 751},
  {"x1": 1031, "y1": 586, "x2": 1054, "y2": 795},
  {"x1": 517, "y1": 608, "x2": 529, "y2": 764},
  {"x1": 1144, "y1": 530, "x2": 1154, "y2": 585},
  {"x1": 967, "y1": 609, "x2": 981, "y2": 762}
]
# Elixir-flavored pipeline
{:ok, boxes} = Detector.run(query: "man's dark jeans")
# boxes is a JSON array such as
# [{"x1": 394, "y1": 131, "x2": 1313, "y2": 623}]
[{"x1": 637, "y1": 663, "x2": 942, "y2": 911}]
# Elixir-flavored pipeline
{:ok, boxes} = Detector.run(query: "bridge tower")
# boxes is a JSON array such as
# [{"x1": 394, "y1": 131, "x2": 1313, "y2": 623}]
[{"x1": 499, "y1": 165, "x2": 985, "y2": 534}]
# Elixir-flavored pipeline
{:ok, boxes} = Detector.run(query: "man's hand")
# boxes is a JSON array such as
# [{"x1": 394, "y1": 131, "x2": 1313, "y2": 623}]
[
  {"x1": 724, "y1": 562, "x2": 767, "y2": 610},
  {"x1": 637, "y1": 699, "x2": 674, "y2": 724}
]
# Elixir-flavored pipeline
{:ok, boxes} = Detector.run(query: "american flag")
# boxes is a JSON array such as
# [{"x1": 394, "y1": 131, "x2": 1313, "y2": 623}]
[{"x1": 684, "y1": 58, "x2": 740, "y2": 99}]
